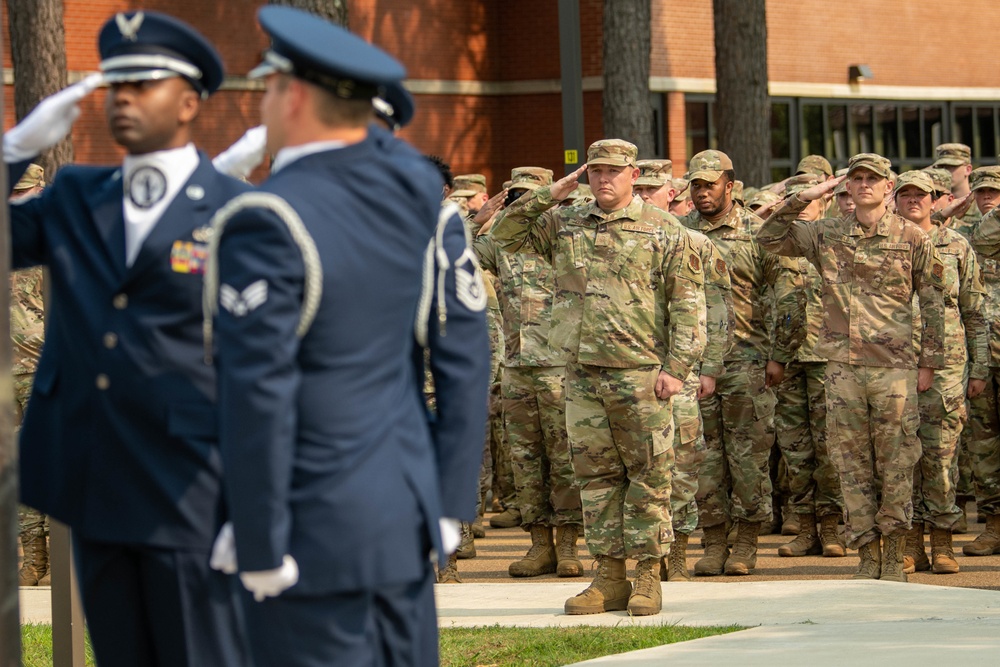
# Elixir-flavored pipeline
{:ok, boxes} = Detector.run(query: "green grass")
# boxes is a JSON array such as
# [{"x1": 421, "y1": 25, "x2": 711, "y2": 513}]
[
  {"x1": 20, "y1": 624, "x2": 96, "y2": 667},
  {"x1": 21, "y1": 621, "x2": 742, "y2": 667},
  {"x1": 439, "y1": 623, "x2": 744, "y2": 667}
]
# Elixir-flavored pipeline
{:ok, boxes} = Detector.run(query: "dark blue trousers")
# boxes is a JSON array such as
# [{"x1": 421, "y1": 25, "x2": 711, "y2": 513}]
[
  {"x1": 242, "y1": 562, "x2": 439, "y2": 667},
  {"x1": 73, "y1": 537, "x2": 250, "y2": 667}
]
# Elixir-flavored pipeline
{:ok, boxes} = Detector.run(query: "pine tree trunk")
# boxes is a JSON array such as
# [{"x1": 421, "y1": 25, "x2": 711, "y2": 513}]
[
  {"x1": 602, "y1": 0, "x2": 653, "y2": 155},
  {"x1": 7, "y1": 0, "x2": 72, "y2": 175},
  {"x1": 713, "y1": 0, "x2": 770, "y2": 186},
  {"x1": 269, "y1": 0, "x2": 348, "y2": 27}
]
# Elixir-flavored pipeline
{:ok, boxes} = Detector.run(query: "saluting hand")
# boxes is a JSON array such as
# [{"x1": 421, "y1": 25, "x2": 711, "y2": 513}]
[
  {"x1": 550, "y1": 165, "x2": 587, "y2": 202},
  {"x1": 794, "y1": 175, "x2": 845, "y2": 203},
  {"x1": 938, "y1": 192, "x2": 973, "y2": 221},
  {"x1": 474, "y1": 189, "x2": 508, "y2": 229},
  {"x1": 4, "y1": 73, "x2": 105, "y2": 163}
]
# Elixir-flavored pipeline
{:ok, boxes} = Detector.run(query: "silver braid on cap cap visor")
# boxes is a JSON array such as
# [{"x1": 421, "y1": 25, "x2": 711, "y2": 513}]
[
  {"x1": 203, "y1": 192, "x2": 323, "y2": 364},
  {"x1": 100, "y1": 54, "x2": 203, "y2": 81}
]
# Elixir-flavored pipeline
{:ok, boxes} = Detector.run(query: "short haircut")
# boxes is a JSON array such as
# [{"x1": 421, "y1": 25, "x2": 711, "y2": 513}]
[{"x1": 425, "y1": 155, "x2": 454, "y2": 189}]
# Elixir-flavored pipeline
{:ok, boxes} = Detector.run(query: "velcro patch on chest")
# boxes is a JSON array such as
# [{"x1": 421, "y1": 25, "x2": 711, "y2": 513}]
[
  {"x1": 878, "y1": 242, "x2": 911, "y2": 251},
  {"x1": 621, "y1": 222, "x2": 656, "y2": 234}
]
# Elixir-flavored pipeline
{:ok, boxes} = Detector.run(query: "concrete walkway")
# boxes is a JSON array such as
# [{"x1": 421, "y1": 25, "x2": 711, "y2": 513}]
[{"x1": 436, "y1": 580, "x2": 1000, "y2": 666}]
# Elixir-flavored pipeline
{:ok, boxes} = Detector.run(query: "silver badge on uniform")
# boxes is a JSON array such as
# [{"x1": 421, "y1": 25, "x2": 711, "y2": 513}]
[
  {"x1": 126, "y1": 166, "x2": 167, "y2": 209},
  {"x1": 115, "y1": 11, "x2": 145, "y2": 41},
  {"x1": 191, "y1": 226, "x2": 213, "y2": 243},
  {"x1": 186, "y1": 184, "x2": 205, "y2": 201},
  {"x1": 454, "y1": 253, "x2": 487, "y2": 312},
  {"x1": 219, "y1": 280, "x2": 268, "y2": 317}
]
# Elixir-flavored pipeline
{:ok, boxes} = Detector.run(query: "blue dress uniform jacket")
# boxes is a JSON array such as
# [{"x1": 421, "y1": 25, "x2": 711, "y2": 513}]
[
  {"x1": 214, "y1": 131, "x2": 490, "y2": 594},
  {"x1": 10, "y1": 155, "x2": 250, "y2": 549}
]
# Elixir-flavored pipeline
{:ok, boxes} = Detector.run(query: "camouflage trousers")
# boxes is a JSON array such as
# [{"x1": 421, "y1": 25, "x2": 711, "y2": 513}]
[
  {"x1": 696, "y1": 361, "x2": 775, "y2": 528},
  {"x1": 912, "y1": 364, "x2": 967, "y2": 529},
  {"x1": 480, "y1": 378, "x2": 517, "y2": 512},
  {"x1": 503, "y1": 366, "x2": 582, "y2": 528},
  {"x1": 962, "y1": 368, "x2": 1000, "y2": 517},
  {"x1": 774, "y1": 361, "x2": 842, "y2": 518},
  {"x1": 671, "y1": 370, "x2": 705, "y2": 536},
  {"x1": 15, "y1": 373, "x2": 47, "y2": 538},
  {"x1": 825, "y1": 362, "x2": 919, "y2": 549},
  {"x1": 565, "y1": 364, "x2": 674, "y2": 561}
]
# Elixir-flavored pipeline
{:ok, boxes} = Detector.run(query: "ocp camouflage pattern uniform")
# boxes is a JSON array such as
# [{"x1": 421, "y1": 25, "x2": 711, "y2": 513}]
[
  {"x1": 910, "y1": 213, "x2": 988, "y2": 532},
  {"x1": 475, "y1": 226, "x2": 582, "y2": 532},
  {"x1": 967, "y1": 206, "x2": 1000, "y2": 522},
  {"x1": 13, "y1": 267, "x2": 47, "y2": 540},
  {"x1": 480, "y1": 272, "x2": 515, "y2": 515},
  {"x1": 759, "y1": 157, "x2": 948, "y2": 551},
  {"x1": 491, "y1": 185, "x2": 706, "y2": 563},
  {"x1": 677, "y1": 204, "x2": 804, "y2": 530}
]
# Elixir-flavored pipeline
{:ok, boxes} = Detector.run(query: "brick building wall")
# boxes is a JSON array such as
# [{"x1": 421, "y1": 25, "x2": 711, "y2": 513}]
[{"x1": 2, "y1": 1, "x2": 999, "y2": 190}]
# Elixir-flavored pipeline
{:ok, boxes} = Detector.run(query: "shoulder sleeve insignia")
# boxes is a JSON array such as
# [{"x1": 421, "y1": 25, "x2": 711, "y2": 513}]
[
  {"x1": 716, "y1": 258, "x2": 728, "y2": 275},
  {"x1": 219, "y1": 279, "x2": 268, "y2": 317},
  {"x1": 688, "y1": 253, "x2": 701, "y2": 273},
  {"x1": 932, "y1": 262, "x2": 944, "y2": 280}
]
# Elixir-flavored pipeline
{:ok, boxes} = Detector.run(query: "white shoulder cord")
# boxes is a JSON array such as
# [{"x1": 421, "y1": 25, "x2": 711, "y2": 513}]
[
  {"x1": 415, "y1": 201, "x2": 462, "y2": 348},
  {"x1": 202, "y1": 192, "x2": 323, "y2": 364}
]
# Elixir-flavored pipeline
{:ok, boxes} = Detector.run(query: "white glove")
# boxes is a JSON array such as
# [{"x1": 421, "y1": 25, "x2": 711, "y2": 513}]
[
  {"x1": 240, "y1": 555, "x2": 299, "y2": 602},
  {"x1": 209, "y1": 522, "x2": 238, "y2": 575},
  {"x1": 439, "y1": 517, "x2": 462, "y2": 555},
  {"x1": 4, "y1": 73, "x2": 104, "y2": 163},
  {"x1": 212, "y1": 126, "x2": 267, "y2": 179}
]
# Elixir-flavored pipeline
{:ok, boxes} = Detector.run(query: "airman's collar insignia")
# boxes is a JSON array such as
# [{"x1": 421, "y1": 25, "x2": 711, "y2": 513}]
[{"x1": 192, "y1": 226, "x2": 213, "y2": 242}]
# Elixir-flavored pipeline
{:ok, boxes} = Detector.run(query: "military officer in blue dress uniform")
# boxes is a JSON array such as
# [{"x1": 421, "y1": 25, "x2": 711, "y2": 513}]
[
  {"x1": 3, "y1": 11, "x2": 250, "y2": 667},
  {"x1": 205, "y1": 6, "x2": 490, "y2": 666}
]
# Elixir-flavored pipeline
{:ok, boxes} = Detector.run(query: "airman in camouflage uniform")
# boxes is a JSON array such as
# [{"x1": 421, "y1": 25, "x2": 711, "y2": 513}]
[
  {"x1": 677, "y1": 150, "x2": 805, "y2": 577},
  {"x1": 932, "y1": 143, "x2": 981, "y2": 239},
  {"x1": 450, "y1": 173, "x2": 490, "y2": 237},
  {"x1": 770, "y1": 175, "x2": 845, "y2": 560},
  {"x1": 492, "y1": 139, "x2": 706, "y2": 616},
  {"x1": 634, "y1": 158, "x2": 734, "y2": 581},
  {"x1": 965, "y1": 192, "x2": 1000, "y2": 556},
  {"x1": 669, "y1": 178, "x2": 694, "y2": 218},
  {"x1": 759, "y1": 153, "x2": 948, "y2": 582},
  {"x1": 10, "y1": 165, "x2": 49, "y2": 587},
  {"x1": 475, "y1": 166, "x2": 584, "y2": 580},
  {"x1": 895, "y1": 170, "x2": 988, "y2": 574}
]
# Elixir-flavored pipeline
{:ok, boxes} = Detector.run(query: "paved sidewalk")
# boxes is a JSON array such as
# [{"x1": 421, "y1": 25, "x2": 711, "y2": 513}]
[{"x1": 436, "y1": 580, "x2": 1000, "y2": 666}]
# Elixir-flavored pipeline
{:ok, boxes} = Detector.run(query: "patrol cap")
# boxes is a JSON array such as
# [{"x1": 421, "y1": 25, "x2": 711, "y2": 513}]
[
  {"x1": 685, "y1": 150, "x2": 734, "y2": 183},
  {"x1": 970, "y1": 166, "x2": 1000, "y2": 192},
  {"x1": 587, "y1": 139, "x2": 638, "y2": 167},
  {"x1": 893, "y1": 170, "x2": 934, "y2": 194},
  {"x1": 921, "y1": 167, "x2": 952, "y2": 194},
  {"x1": 672, "y1": 178, "x2": 690, "y2": 200},
  {"x1": 12, "y1": 164, "x2": 45, "y2": 191},
  {"x1": 635, "y1": 159, "x2": 673, "y2": 187},
  {"x1": 846, "y1": 153, "x2": 892, "y2": 179},
  {"x1": 509, "y1": 167, "x2": 553, "y2": 192},
  {"x1": 747, "y1": 189, "x2": 781, "y2": 210},
  {"x1": 250, "y1": 5, "x2": 405, "y2": 101},
  {"x1": 832, "y1": 168, "x2": 849, "y2": 194},
  {"x1": 796, "y1": 154, "x2": 833, "y2": 179},
  {"x1": 932, "y1": 143, "x2": 972, "y2": 167},
  {"x1": 784, "y1": 174, "x2": 820, "y2": 198},
  {"x1": 372, "y1": 81, "x2": 414, "y2": 131},
  {"x1": 98, "y1": 11, "x2": 224, "y2": 99},
  {"x1": 450, "y1": 174, "x2": 487, "y2": 198},
  {"x1": 731, "y1": 180, "x2": 745, "y2": 205}
]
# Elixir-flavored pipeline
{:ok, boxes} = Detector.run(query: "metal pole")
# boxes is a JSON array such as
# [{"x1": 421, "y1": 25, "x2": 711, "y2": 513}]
[
  {"x1": 0, "y1": 21, "x2": 21, "y2": 666},
  {"x1": 50, "y1": 520, "x2": 84, "y2": 667},
  {"x1": 558, "y1": 0, "x2": 586, "y2": 176}
]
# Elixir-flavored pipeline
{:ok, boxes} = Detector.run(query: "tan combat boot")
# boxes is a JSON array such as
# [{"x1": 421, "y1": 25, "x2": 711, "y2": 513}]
[
  {"x1": 627, "y1": 558, "x2": 662, "y2": 616},
  {"x1": 852, "y1": 538, "x2": 881, "y2": 579},
  {"x1": 489, "y1": 507, "x2": 522, "y2": 529},
  {"x1": 880, "y1": 531, "x2": 907, "y2": 582},
  {"x1": 902, "y1": 521, "x2": 929, "y2": 574},
  {"x1": 564, "y1": 556, "x2": 631, "y2": 615},
  {"x1": 456, "y1": 521, "x2": 477, "y2": 559},
  {"x1": 694, "y1": 524, "x2": 729, "y2": 576},
  {"x1": 509, "y1": 525, "x2": 556, "y2": 577},
  {"x1": 781, "y1": 512, "x2": 800, "y2": 536},
  {"x1": 437, "y1": 553, "x2": 462, "y2": 584},
  {"x1": 555, "y1": 524, "x2": 583, "y2": 577},
  {"x1": 660, "y1": 533, "x2": 691, "y2": 581},
  {"x1": 778, "y1": 513, "x2": 821, "y2": 557},
  {"x1": 930, "y1": 527, "x2": 959, "y2": 574},
  {"x1": 819, "y1": 514, "x2": 846, "y2": 557},
  {"x1": 724, "y1": 520, "x2": 761, "y2": 575},
  {"x1": 18, "y1": 534, "x2": 47, "y2": 587},
  {"x1": 963, "y1": 514, "x2": 1000, "y2": 556}
]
